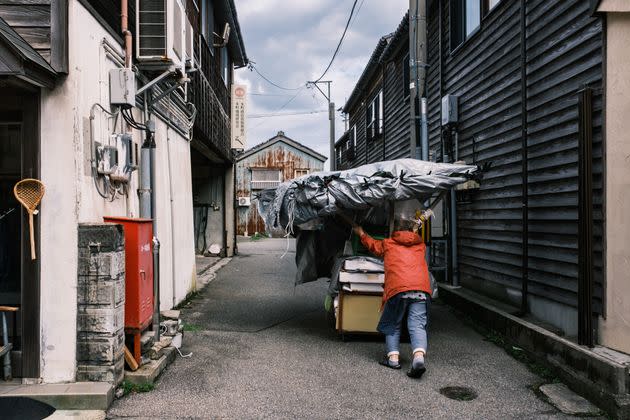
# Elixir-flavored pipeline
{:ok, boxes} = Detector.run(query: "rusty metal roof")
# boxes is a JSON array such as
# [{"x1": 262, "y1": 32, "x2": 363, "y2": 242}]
[{"x1": 237, "y1": 132, "x2": 327, "y2": 162}]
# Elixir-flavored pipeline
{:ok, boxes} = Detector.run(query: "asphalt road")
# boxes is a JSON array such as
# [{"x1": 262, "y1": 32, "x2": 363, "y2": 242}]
[{"x1": 108, "y1": 238, "x2": 574, "y2": 419}]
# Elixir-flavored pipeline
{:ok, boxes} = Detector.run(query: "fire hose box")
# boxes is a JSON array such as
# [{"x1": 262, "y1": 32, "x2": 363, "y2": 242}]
[{"x1": 103, "y1": 217, "x2": 154, "y2": 331}]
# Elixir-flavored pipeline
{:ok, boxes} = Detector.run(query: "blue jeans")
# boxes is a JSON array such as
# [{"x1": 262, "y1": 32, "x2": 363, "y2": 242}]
[{"x1": 378, "y1": 295, "x2": 429, "y2": 356}]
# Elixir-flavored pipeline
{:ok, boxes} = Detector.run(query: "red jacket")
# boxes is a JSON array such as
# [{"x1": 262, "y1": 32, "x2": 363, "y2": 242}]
[{"x1": 360, "y1": 231, "x2": 431, "y2": 304}]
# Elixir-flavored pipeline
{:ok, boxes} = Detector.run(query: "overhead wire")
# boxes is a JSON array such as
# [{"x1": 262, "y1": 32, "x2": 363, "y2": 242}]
[
  {"x1": 248, "y1": 109, "x2": 327, "y2": 119},
  {"x1": 250, "y1": 87, "x2": 306, "y2": 129},
  {"x1": 249, "y1": 64, "x2": 304, "y2": 91},
  {"x1": 313, "y1": 0, "x2": 359, "y2": 82}
]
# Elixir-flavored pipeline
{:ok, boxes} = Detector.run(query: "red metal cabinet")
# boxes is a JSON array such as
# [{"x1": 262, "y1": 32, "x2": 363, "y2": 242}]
[{"x1": 103, "y1": 217, "x2": 153, "y2": 331}]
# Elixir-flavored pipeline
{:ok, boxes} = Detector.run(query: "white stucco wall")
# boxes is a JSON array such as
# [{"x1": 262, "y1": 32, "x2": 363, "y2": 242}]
[
  {"x1": 38, "y1": 0, "x2": 196, "y2": 382},
  {"x1": 599, "y1": 12, "x2": 630, "y2": 355}
]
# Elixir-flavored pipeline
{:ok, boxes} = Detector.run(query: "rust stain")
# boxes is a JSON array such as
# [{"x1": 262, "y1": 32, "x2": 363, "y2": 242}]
[{"x1": 235, "y1": 143, "x2": 325, "y2": 235}]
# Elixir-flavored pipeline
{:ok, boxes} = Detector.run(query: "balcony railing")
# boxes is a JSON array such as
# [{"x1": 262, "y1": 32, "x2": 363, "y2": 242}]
[{"x1": 189, "y1": 35, "x2": 232, "y2": 160}]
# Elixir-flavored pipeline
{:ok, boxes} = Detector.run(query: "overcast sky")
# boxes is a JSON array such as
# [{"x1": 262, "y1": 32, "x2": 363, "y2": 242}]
[{"x1": 233, "y1": 0, "x2": 409, "y2": 169}]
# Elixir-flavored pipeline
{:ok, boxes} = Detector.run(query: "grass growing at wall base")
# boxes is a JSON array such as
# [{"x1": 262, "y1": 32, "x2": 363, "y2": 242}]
[{"x1": 121, "y1": 380, "x2": 155, "y2": 396}]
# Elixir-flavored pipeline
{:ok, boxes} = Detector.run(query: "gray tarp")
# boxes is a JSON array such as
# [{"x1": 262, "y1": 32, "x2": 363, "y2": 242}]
[{"x1": 255, "y1": 159, "x2": 479, "y2": 284}]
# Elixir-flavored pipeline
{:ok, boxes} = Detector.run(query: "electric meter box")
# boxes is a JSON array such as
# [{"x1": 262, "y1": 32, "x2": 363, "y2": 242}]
[
  {"x1": 441, "y1": 95, "x2": 459, "y2": 126},
  {"x1": 109, "y1": 68, "x2": 136, "y2": 107}
]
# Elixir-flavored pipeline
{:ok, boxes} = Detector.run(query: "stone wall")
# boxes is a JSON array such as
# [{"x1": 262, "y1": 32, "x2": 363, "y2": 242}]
[{"x1": 76, "y1": 224, "x2": 125, "y2": 385}]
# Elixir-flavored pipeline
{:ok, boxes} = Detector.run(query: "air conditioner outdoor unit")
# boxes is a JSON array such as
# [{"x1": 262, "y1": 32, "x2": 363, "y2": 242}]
[
  {"x1": 136, "y1": 0, "x2": 187, "y2": 74},
  {"x1": 238, "y1": 197, "x2": 251, "y2": 207}
]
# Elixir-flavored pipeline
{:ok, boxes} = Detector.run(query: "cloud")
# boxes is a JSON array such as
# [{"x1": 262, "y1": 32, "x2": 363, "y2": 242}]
[{"x1": 234, "y1": 0, "x2": 409, "y2": 169}]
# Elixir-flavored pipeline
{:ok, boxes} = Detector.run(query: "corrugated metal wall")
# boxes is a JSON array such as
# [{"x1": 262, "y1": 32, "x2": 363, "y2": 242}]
[
  {"x1": 236, "y1": 139, "x2": 325, "y2": 235},
  {"x1": 426, "y1": 0, "x2": 604, "y2": 322}
]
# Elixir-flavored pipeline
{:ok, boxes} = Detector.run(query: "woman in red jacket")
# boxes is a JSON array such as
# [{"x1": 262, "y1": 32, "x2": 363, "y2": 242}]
[{"x1": 353, "y1": 217, "x2": 431, "y2": 378}]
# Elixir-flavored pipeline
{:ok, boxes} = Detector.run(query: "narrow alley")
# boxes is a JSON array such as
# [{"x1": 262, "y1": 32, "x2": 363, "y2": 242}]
[{"x1": 108, "y1": 238, "x2": 576, "y2": 419}]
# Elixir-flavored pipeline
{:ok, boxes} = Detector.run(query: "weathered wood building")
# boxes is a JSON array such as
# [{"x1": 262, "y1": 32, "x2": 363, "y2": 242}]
[
  {"x1": 337, "y1": 1, "x2": 605, "y2": 342},
  {"x1": 236, "y1": 132, "x2": 326, "y2": 236}
]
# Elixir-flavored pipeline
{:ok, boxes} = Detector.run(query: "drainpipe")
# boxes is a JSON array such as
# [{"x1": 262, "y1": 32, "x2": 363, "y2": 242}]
[
  {"x1": 421, "y1": 97, "x2": 429, "y2": 161},
  {"x1": 140, "y1": 92, "x2": 160, "y2": 341},
  {"x1": 121, "y1": 0, "x2": 132, "y2": 68},
  {"x1": 450, "y1": 129, "x2": 459, "y2": 287},
  {"x1": 166, "y1": 127, "x2": 177, "y2": 307},
  {"x1": 409, "y1": 0, "x2": 427, "y2": 159}
]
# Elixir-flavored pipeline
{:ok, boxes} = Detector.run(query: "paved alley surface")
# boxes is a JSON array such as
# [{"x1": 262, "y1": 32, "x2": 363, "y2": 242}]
[{"x1": 108, "y1": 238, "x2": 577, "y2": 419}]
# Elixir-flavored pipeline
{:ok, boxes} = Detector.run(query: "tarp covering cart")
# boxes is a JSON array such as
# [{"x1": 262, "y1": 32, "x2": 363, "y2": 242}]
[{"x1": 255, "y1": 158, "x2": 480, "y2": 286}]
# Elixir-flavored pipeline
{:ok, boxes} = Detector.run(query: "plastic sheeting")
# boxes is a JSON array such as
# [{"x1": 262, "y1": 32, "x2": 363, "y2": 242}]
[{"x1": 255, "y1": 159, "x2": 479, "y2": 284}]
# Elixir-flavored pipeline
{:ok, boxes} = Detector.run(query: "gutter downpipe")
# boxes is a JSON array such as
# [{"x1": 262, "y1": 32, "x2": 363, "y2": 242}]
[
  {"x1": 121, "y1": 0, "x2": 132, "y2": 68},
  {"x1": 166, "y1": 127, "x2": 177, "y2": 308},
  {"x1": 450, "y1": 129, "x2": 459, "y2": 287},
  {"x1": 141, "y1": 92, "x2": 160, "y2": 342},
  {"x1": 409, "y1": 0, "x2": 427, "y2": 159}
]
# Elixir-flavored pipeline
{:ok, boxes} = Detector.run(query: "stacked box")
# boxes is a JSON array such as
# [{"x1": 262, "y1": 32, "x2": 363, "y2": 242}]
[{"x1": 76, "y1": 224, "x2": 125, "y2": 386}]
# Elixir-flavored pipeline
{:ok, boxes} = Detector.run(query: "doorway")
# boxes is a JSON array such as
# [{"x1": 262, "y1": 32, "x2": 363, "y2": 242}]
[{"x1": 0, "y1": 85, "x2": 40, "y2": 379}]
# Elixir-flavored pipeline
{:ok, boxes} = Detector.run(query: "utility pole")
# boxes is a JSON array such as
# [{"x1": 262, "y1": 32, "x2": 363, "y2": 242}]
[{"x1": 307, "y1": 80, "x2": 336, "y2": 171}]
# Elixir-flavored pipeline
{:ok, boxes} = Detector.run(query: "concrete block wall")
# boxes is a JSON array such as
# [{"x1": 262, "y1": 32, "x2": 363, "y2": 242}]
[{"x1": 76, "y1": 224, "x2": 125, "y2": 385}]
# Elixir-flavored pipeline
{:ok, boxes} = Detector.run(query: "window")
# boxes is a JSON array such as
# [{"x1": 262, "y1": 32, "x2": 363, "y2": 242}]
[
  {"x1": 251, "y1": 168, "x2": 281, "y2": 189},
  {"x1": 403, "y1": 53, "x2": 410, "y2": 99},
  {"x1": 351, "y1": 125, "x2": 357, "y2": 151},
  {"x1": 366, "y1": 90, "x2": 383, "y2": 142},
  {"x1": 201, "y1": 0, "x2": 215, "y2": 54},
  {"x1": 294, "y1": 169, "x2": 309, "y2": 178},
  {"x1": 451, "y1": 0, "x2": 502, "y2": 50},
  {"x1": 221, "y1": 47, "x2": 230, "y2": 87}
]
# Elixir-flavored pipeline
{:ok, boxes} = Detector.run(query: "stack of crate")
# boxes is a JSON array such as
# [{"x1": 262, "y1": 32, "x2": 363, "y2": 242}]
[{"x1": 336, "y1": 257, "x2": 385, "y2": 335}]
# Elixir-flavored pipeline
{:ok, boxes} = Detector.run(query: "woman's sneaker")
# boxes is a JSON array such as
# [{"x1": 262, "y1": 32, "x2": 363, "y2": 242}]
[
  {"x1": 378, "y1": 355, "x2": 401, "y2": 370},
  {"x1": 407, "y1": 357, "x2": 426, "y2": 378}
]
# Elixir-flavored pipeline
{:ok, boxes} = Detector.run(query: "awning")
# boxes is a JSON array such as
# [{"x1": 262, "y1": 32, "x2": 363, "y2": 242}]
[{"x1": 0, "y1": 17, "x2": 57, "y2": 88}]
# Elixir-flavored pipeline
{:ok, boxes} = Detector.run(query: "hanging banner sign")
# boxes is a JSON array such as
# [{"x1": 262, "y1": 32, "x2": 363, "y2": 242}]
[{"x1": 231, "y1": 84, "x2": 247, "y2": 150}]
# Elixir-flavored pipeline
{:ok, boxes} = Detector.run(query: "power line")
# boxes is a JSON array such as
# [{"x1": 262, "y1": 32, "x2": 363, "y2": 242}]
[
  {"x1": 313, "y1": 0, "x2": 359, "y2": 83},
  {"x1": 251, "y1": 87, "x2": 307, "y2": 128},
  {"x1": 250, "y1": 92, "x2": 296, "y2": 97},
  {"x1": 249, "y1": 63, "x2": 303, "y2": 91},
  {"x1": 248, "y1": 109, "x2": 328, "y2": 119}
]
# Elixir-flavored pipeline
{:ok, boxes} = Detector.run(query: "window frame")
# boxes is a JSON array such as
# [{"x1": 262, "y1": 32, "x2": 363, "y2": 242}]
[
  {"x1": 450, "y1": 0, "x2": 503, "y2": 53},
  {"x1": 365, "y1": 89, "x2": 383, "y2": 142},
  {"x1": 294, "y1": 169, "x2": 309, "y2": 178},
  {"x1": 221, "y1": 46, "x2": 230, "y2": 87},
  {"x1": 201, "y1": 0, "x2": 215, "y2": 55},
  {"x1": 403, "y1": 53, "x2": 410, "y2": 100}
]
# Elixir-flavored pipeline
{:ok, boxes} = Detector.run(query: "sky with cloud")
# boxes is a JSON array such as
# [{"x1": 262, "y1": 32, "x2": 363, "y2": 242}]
[{"x1": 233, "y1": 0, "x2": 409, "y2": 169}]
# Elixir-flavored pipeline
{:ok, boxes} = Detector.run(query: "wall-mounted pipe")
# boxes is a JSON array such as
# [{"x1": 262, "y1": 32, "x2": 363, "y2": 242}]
[
  {"x1": 409, "y1": 0, "x2": 427, "y2": 159},
  {"x1": 121, "y1": 0, "x2": 132, "y2": 68},
  {"x1": 450, "y1": 129, "x2": 459, "y2": 287}
]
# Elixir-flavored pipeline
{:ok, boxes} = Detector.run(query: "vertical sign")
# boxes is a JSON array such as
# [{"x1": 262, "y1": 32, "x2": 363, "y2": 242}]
[{"x1": 231, "y1": 84, "x2": 247, "y2": 150}]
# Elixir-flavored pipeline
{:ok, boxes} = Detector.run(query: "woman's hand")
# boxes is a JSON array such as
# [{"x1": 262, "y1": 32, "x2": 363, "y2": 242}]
[{"x1": 353, "y1": 225, "x2": 365, "y2": 237}]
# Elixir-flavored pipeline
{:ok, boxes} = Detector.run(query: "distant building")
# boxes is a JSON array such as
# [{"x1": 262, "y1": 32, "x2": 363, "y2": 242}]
[{"x1": 236, "y1": 132, "x2": 326, "y2": 236}]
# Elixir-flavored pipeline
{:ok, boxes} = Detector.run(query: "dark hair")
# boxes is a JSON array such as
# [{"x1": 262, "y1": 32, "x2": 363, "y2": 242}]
[{"x1": 393, "y1": 218, "x2": 416, "y2": 232}]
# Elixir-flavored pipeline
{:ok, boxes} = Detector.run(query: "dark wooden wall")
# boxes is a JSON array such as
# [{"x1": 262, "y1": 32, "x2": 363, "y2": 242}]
[
  {"x1": 0, "y1": 0, "x2": 67, "y2": 72},
  {"x1": 383, "y1": 47, "x2": 411, "y2": 161},
  {"x1": 426, "y1": 0, "x2": 604, "y2": 318}
]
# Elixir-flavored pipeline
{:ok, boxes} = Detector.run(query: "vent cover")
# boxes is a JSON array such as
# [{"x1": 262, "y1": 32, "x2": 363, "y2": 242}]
[{"x1": 138, "y1": 0, "x2": 167, "y2": 58}]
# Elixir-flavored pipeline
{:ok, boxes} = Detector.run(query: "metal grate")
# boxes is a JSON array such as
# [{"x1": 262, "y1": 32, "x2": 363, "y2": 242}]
[{"x1": 138, "y1": 0, "x2": 167, "y2": 57}]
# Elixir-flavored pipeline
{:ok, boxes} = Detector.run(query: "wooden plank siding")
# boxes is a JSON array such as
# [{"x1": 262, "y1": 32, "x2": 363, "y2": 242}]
[
  {"x1": 339, "y1": 0, "x2": 604, "y2": 330},
  {"x1": 0, "y1": 1, "x2": 51, "y2": 64},
  {"x1": 426, "y1": 0, "x2": 604, "y2": 315},
  {"x1": 383, "y1": 48, "x2": 411, "y2": 161}
]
